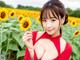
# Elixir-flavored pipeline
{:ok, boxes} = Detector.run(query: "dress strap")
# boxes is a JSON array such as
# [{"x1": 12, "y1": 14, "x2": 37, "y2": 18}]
[
  {"x1": 32, "y1": 31, "x2": 38, "y2": 60},
  {"x1": 32, "y1": 31, "x2": 37, "y2": 45}
]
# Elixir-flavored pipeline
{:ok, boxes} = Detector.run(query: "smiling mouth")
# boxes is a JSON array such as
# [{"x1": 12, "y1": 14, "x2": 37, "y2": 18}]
[
  {"x1": 47, "y1": 28, "x2": 54, "y2": 32},
  {"x1": 48, "y1": 30, "x2": 52, "y2": 32}
]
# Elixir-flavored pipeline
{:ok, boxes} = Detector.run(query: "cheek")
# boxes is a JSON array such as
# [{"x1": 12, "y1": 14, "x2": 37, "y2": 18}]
[
  {"x1": 54, "y1": 21, "x2": 59, "y2": 27},
  {"x1": 51, "y1": 22, "x2": 60, "y2": 30}
]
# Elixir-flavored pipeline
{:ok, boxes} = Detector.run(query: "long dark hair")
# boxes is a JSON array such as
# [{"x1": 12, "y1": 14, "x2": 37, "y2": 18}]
[
  {"x1": 40, "y1": 0, "x2": 68, "y2": 33},
  {"x1": 40, "y1": 0, "x2": 68, "y2": 25}
]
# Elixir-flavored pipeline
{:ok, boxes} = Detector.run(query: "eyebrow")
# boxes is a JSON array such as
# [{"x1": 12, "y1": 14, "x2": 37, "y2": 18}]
[
  {"x1": 50, "y1": 17, "x2": 54, "y2": 19},
  {"x1": 50, "y1": 17, "x2": 57, "y2": 20},
  {"x1": 42, "y1": 17, "x2": 57, "y2": 21}
]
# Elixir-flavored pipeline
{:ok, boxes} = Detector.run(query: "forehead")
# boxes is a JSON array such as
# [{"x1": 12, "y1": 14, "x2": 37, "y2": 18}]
[{"x1": 42, "y1": 8, "x2": 58, "y2": 19}]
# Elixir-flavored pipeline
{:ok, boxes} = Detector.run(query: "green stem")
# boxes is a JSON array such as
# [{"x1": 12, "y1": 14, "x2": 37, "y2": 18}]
[
  {"x1": 6, "y1": 30, "x2": 10, "y2": 53},
  {"x1": 0, "y1": 22, "x2": 2, "y2": 54}
]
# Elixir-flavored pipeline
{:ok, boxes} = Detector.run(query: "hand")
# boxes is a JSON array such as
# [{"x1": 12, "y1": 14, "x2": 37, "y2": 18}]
[
  {"x1": 22, "y1": 31, "x2": 34, "y2": 59},
  {"x1": 22, "y1": 31, "x2": 33, "y2": 49}
]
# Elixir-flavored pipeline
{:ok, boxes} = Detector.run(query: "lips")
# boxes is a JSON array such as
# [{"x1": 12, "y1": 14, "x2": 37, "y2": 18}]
[
  {"x1": 47, "y1": 29, "x2": 54, "y2": 32},
  {"x1": 47, "y1": 30, "x2": 52, "y2": 32}
]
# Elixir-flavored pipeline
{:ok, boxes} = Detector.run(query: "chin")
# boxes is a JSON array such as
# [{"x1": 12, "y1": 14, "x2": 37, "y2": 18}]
[{"x1": 46, "y1": 31, "x2": 54, "y2": 36}]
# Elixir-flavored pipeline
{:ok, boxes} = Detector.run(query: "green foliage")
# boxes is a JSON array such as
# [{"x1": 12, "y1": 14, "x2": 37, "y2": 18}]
[
  {"x1": 0, "y1": 16, "x2": 80, "y2": 60},
  {"x1": 0, "y1": 19, "x2": 24, "y2": 60},
  {"x1": 0, "y1": 1, "x2": 13, "y2": 8},
  {"x1": 17, "y1": 5, "x2": 41, "y2": 11},
  {"x1": 0, "y1": 17, "x2": 43, "y2": 60},
  {"x1": 0, "y1": 1, "x2": 80, "y2": 60},
  {"x1": 66, "y1": 8, "x2": 80, "y2": 18},
  {"x1": 0, "y1": 1, "x2": 6, "y2": 7},
  {"x1": 30, "y1": 17, "x2": 43, "y2": 31},
  {"x1": 62, "y1": 23, "x2": 80, "y2": 60}
]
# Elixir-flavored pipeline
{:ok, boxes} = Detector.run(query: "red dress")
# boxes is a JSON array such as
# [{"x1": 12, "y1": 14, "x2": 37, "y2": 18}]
[{"x1": 24, "y1": 31, "x2": 72, "y2": 60}]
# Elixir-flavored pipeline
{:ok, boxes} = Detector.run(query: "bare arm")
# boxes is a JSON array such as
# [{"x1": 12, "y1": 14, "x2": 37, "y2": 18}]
[{"x1": 22, "y1": 31, "x2": 34, "y2": 59}]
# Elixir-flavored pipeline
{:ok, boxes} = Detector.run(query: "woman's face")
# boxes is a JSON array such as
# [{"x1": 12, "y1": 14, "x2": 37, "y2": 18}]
[{"x1": 42, "y1": 10, "x2": 63, "y2": 37}]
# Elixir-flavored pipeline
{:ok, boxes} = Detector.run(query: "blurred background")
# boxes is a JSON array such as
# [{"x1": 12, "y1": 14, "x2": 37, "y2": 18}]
[{"x1": 0, "y1": 0, "x2": 80, "y2": 60}]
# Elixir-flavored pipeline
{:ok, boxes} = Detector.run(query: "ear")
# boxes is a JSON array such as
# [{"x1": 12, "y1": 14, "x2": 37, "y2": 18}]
[{"x1": 61, "y1": 16, "x2": 65, "y2": 25}]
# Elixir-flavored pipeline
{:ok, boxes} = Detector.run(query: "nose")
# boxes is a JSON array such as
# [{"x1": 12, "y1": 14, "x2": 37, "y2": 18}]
[{"x1": 46, "y1": 21, "x2": 52, "y2": 28}]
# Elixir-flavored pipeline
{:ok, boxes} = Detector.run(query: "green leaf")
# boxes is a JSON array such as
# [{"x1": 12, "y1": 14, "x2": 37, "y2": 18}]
[
  {"x1": 7, "y1": 42, "x2": 18, "y2": 51},
  {"x1": 10, "y1": 27, "x2": 19, "y2": 32},
  {"x1": 2, "y1": 23, "x2": 12, "y2": 27},
  {"x1": 9, "y1": 19, "x2": 17, "y2": 23},
  {"x1": 17, "y1": 50, "x2": 25, "y2": 59},
  {"x1": 12, "y1": 32, "x2": 24, "y2": 48},
  {"x1": 72, "y1": 44, "x2": 79, "y2": 55},
  {"x1": 1, "y1": 32, "x2": 7, "y2": 43},
  {"x1": 0, "y1": 44, "x2": 2, "y2": 54}
]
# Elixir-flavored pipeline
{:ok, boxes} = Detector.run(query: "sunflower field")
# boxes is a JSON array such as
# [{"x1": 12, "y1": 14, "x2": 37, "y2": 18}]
[{"x1": 0, "y1": 7, "x2": 80, "y2": 60}]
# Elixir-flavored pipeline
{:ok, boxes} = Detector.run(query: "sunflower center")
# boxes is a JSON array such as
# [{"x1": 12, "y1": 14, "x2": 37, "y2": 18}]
[
  {"x1": 73, "y1": 22, "x2": 75, "y2": 25},
  {"x1": 11, "y1": 13, "x2": 14, "y2": 16},
  {"x1": 1, "y1": 11, "x2": 6, "y2": 18},
  {"x1": 23, "y1": 21, "x2": 29, "y2": 28},
  {"x1": 19, "y1": 17, "x2": 22, "y2": 20},
  {"x1": 75, "y1": 31, "x2": 79, "y2": 35}
]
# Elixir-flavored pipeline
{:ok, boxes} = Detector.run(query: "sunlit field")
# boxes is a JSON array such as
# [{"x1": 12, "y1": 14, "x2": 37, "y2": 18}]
[{"x1": 0, "y1": 7, "x2": 80, "y2": 60}]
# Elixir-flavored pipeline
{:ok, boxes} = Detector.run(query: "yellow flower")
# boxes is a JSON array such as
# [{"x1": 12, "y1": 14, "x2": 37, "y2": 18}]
[
  {"x1": 0, "y1": 8, "x2": 8, "y2": 22},
  {"x1": 68, "y1": 17, "x2": 72, "y2": 25},
  {"x1": 73, "y1": 30, "x2": 80, "y2": 37},
  {"x1": 9, "y1": 10, "x2": 16, "y2": 18},
  {"x1": 70, "y1": 19, "x2": 78, "y2": 27},
  {"x1": 20, "y1": 17, "x2": 32, "y2": 31},
  {"x1": 36, "y1": 13, "x2": 41, "y2": 24},
  {"x1": 18, "y1": 15, "x2": 24, "y2": 22},
  {"x1": 68, "y1": 17, "x2": 80, "y2": 27},
  {"x1": 77, "y1": 18, "x2": 80, "y2": 25},
  {"x1": 24, "y1": 10, "x2": 30, "y2": 17}
]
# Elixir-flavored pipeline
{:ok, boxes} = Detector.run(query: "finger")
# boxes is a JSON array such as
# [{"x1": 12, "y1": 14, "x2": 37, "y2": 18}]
[
  {"x1": 24, "y1": 32, "x2": 32, "y2": 36},
  {"x1": 26, "y1": 34, "x2": 32, "y2": 36},
  {"x1": 23, "y1": 34, "x2": 32, "y2": 39},
  {"x1": 23, "y1": 33, "x2": 32, "y2": 38},
  {"x1": 23, "y1": 36, "x2": 32, "y2": 42},
  {"x1": 25, "y1": 31, "x2": 32, "y2": 34}
]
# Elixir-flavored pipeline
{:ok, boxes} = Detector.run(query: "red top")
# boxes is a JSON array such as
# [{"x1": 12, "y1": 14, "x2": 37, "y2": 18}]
[{"x1": 24, "y1": 31, "x2": 72, "y2": 60}]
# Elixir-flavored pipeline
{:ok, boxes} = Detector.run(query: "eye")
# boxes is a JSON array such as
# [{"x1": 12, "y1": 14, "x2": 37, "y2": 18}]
[{"x1": 52, "y1": 19, "x2": 55, "y2": 21}]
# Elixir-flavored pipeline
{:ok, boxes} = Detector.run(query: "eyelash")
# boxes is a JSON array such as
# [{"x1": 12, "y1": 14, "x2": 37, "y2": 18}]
[
  {"x1": 42, "y1": 19, "x2": 55, "y2": 22},
  {"x1": 52, "y1": 20, "x2": 55, "y2": 21}
]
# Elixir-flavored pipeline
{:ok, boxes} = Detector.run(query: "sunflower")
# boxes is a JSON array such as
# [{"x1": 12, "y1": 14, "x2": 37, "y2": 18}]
[
  {"x1": 9, "y1": 10, "x2": 16, "y2": 18},
  {"x1": 70, "y1": 19, "x2": 78, "y2": 27},
  {"x1": 77, "y1": 18, "x2": 80, "y2": 25},
  {"x1": 18, "y1": 15, "x2": 24, "y2": 22},
  {"x1": 73, "y1": 30, "x2": 80, "y2": 37},
  {"x1": 68, "y1": 17, "x2": 72, "y2": 25},
  {"x1": 20, "y1": 17, "x2": 32, "y2": 31},
  {"x1": 0, "y1": 8, "x2": 8, "y2": 22},
  {"x1": 35, "y1": 12, "x2": 41, "y2": 24},
  {"x1": 25, "y1": 11, "x2": 30, "y2": 17}
]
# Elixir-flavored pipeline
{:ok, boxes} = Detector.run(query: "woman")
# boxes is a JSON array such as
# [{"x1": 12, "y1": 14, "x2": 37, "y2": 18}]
[{"x1": 23, "y1": 0, "x2": 72, "y2": 60}]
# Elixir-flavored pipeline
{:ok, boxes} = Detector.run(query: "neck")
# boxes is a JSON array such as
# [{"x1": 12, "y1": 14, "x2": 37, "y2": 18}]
[{"x1": 52, "y1": 30, "x2": 61, "y2": 38}]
